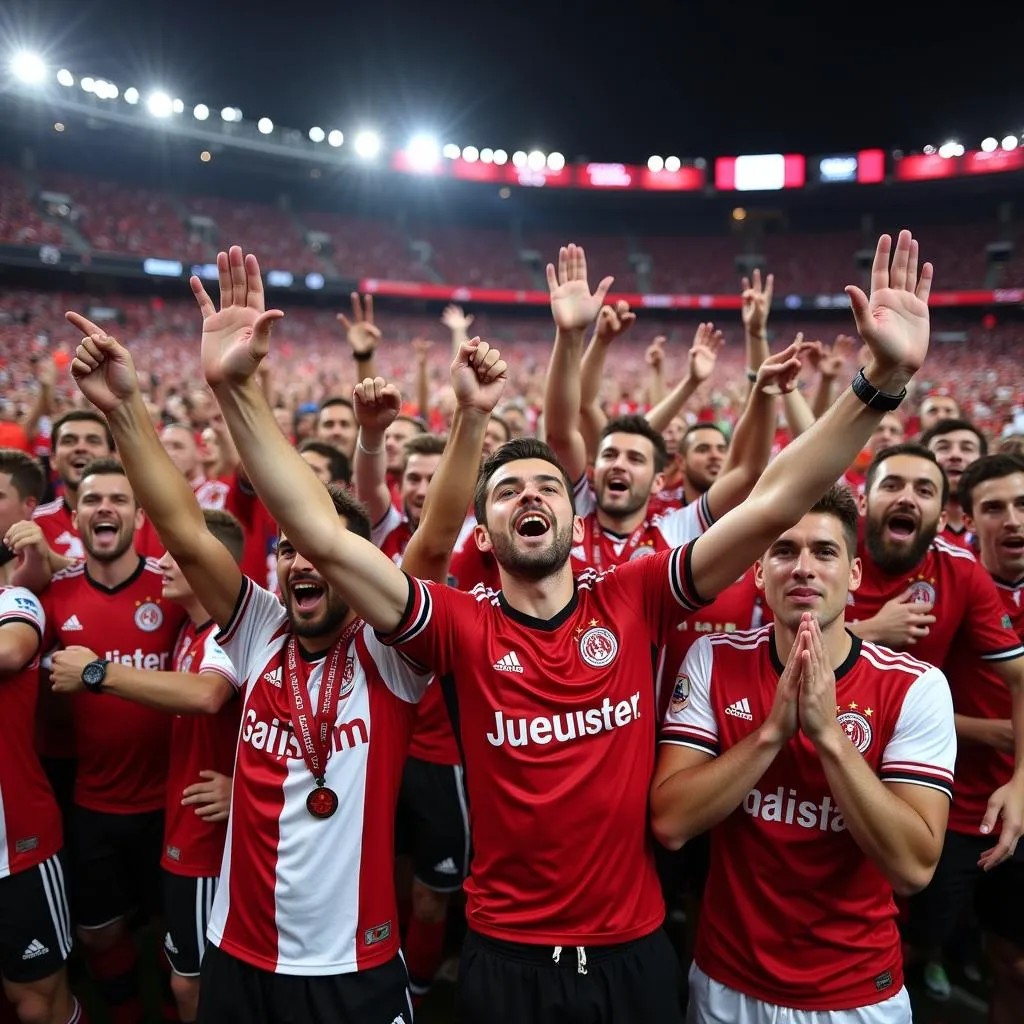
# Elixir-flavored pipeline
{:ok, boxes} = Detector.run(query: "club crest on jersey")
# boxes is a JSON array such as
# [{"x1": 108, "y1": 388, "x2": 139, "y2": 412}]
[
  {"x1": 578, "y1": 626, "x2": 618, "y2": 668},
  {"x1": 339, "y1": 655, "x2": 356, "y2": 699},
  {"x1": 363, "y1": 921, "x2": 391, "y2": 946},
  {"x1": 906, "y1": 579, "x2": 936, "y2": 605},
  {"x1": 134, "y1": 601, "x2": 164, "y2": 632},
  {"x1": 629, "y1": 545, "x2": 656, "y2": 560},
  {"x1": 670, "y1": 674, "x2": 690, "y2": 713},
  {"x1": 837, "y1": 710, "x2": 872, "y2": 753}
]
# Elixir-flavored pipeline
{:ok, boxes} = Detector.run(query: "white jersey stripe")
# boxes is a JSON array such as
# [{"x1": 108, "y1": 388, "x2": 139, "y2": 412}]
[{"x1": 38, "y1": 857, "x2": 70, "y2": 959}]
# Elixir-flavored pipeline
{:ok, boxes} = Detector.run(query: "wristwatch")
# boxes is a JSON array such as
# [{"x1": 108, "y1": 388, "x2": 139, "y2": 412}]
[
  {"x1": 81, "y1": 659, "x2": 110, "y2": 694},
  {"x1": 851, "y1": 368, "x2": 906, "y2": 411}
]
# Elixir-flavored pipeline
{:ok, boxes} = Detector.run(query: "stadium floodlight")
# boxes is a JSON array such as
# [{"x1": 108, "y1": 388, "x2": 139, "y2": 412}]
[
  {"x1": 11, "y1": 52, "x2": 46, "y2": 85},
  {"x1": 442, "y1": 143, "x2": 460, "y2": 159},
  {"x1": 493, "y1": 149, "x2": 508, "y2": 165},
  {"x1": 172, "y1": 98, "x2": 184, "y2": 114},
  {"x1": 81, "y1": 77, "x2": 96, "y2": 93},
  {"x1": 406, "y1": 133, "x2": 439, "y2": 169},
  {"x1": 327, "y1": 129, "x2": 344, "y2": 147},
  {"x1": 124, "y1": 87, "x2": 139, "y2": 104},
  {"x1": 193, "y1": 103, "x2": 210, "y2": 121},
  {"x1": 922, "y1": 144, "x2": 936, "y2": 155},
  {"x1": 220, "y1": 106, "x2": 242, "y2": 123},
  {"x1": 938, "y1": 140, "x2": 963, "y2": 159},
  {"x1": 147, "y1": 91, "x2": 173, "y2": 118},
  {"x1": 56, "y1": 69, "x2": 74, "y2": 87},
  {"x1": 480, "y1": 147, "x2": 494, "y2": 163},
  {"x1": 257, "y1": 117, "x2": 274, "y2": 135},
  {"x1": 665, "y1": 155, "x2": 681, "y2": 172},
  {"x1": 526, "y1": 150, "x2": 546, "y2": 171},
  {"x1": 647, "y1": 155, "x2": 664, "y2": 172},
  {"x1": 981, "y1": 137, "x2": 997, "y2": 153},
  {"x1": 512, "y1": 150, "x2": 527, "y2": 168},
  {"x1": 94, "y1": 80, "x2": 118, "y2": 100},
  {"x1": 547, "y1": 152, "x2": 565, "y2": 171},
  {"x1": 354, "y1": 129, "x2": 381, "y2": 159},
  {"x1": 309, "y1": 126, "x2": 325, "y2": 142},
  {"x1": 1002, "y1": 135, "x2": 1018, "y2": 151},
  {"x1": 462, "y1": 145, "x2": 479, "y2": 163}
]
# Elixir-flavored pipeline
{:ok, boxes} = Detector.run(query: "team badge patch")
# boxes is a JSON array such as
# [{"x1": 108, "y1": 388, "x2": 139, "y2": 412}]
[
  {"x1": 837, "y1": 711, "x2": 872, "y2": 754},
  {"x1": 670, "y1": 674, "x2": 690, "y2": 713},
  {"x1": 906, "y1": 580, "x2": 935, "y2": 605},
  {"x1": 339, "y1": 655, "x2": 356, "y2": 699},
  {"x1": 629, "y1": 545, "x2": 656, "y2": 560},
  {"x1": 363, "y1": 921, "x2": 391, "y2": 946},
  {"x1": 134, "y1": 601, "x2": 164, "y2": 632},
  {"x1": 578, "y1": 626, "x2": 619, "y2": 668}
]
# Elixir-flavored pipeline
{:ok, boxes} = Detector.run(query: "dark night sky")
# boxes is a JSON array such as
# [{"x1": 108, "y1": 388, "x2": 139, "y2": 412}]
[{"x1": 5, "y1": 0, "x2": 1024, "y2": 163}]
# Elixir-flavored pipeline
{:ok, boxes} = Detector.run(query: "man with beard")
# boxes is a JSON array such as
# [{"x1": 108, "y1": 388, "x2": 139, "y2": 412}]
[
  {"x1": 920, "y1": 417, "x2": 987, "y2": 550},
  {"x1": 190, "y1": 234, "x2": 962, "y2": 1023},
  {"x1": 62, "y1": 310, "x2": 495, "y2": 1024},
  {"x1": 40, "y1": 459, "x2": 186, "y2": 1024},
  {"x1": 652, "y1": 485, "x2": 956, "y2": 1022},
  {"x1": 918, "y1": 393, "x2": 959, "y2": 434}
]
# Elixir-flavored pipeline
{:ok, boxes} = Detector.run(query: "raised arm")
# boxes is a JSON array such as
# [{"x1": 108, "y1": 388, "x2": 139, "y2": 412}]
[
  {"x1": 337, "y1": 292, "x2": 380, "y2": 383},
  {"x1": 740, "y1": 269, "x2": 773, "y2": 390},
  {"x1": 690, "y1": 230, "x2": 934, "y2": 600},
  {"x1": 65, "y1": 312, "x2": 243, "y2": 629},
  {"x1": 441, "y1": 304, "x2": 474, "y2": 360},
  {"x1": 579, "y1": 301, "x2": 635, "y2": 456},
  {"x1": 352, "y1": 376, "x2": 402, "y2": 527},
  {"x1": 196, "y1": 246, "x2": 409, "y2": 633},
  {"x1": 542, "y1": 243, "x2": 613, "y2": 484},
  {"x1": 412, "y1": 337, "x2": 433, "y2": 418},
  {"x1": 644, "y1": 336, "x2": 667, "y2": 407},
  {"x1": 646, "y1": 323, "x2": 723, "y2": 434},
  {"x1": 811, "y1": 334, "x2": 857, "y2": 419},
  {"x1": 403, "y1": 339, "x2": 508, "y2": 582}
]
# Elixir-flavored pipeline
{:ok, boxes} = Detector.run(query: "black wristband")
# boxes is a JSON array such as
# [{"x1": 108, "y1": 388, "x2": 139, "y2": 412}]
[
  {"x1": 353, "y1": 351, "x2": 372, "y2": 362},
  {"x1": 851, "y1": 367, "x2": 906, "y2": 411}
]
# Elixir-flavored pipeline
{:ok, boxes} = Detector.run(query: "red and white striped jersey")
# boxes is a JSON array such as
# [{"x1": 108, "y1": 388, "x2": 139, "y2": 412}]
[
  {"x1": 371, "y1": 505, "x2": 413, "y2": 567},
  {"x1": 0, "y1": 587, "x2": 62, "y2": 879},
  {"x1": 207, "y1": 577, "x2": 430, "y2": 975},
  {"x1": 662, "y1": 627, "x2": 956, "y2": 1011}
]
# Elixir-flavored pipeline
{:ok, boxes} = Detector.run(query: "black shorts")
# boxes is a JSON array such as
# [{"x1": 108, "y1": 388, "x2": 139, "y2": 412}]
[
  {"x1": 196, "y1": 943, "x2": 413, "y2": 1024},
  {"x1": 456, "y1": 927, "x2": 685, "y2": 1024},
  {"x1": 395, "y1": 757, "x2": 470, "y2": 892},
  {"x1": 905, "y1": 829, "x2": 1024, "y2": 948},
  {"x1": 0, "y1": 852, "x2": 73, "y2": 984},
  {"x1": 70, "y1": 805, "x2": 163, "y2": 930},
  {"x1": 162, "y1": 871, "x2": 218, "y2": 977}
]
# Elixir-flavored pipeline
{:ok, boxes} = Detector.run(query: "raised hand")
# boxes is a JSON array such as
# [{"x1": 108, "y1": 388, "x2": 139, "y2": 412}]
[
  {"x1": 688, "y1": 322, "x2": 725, "y2": 383},
  {"x1": 451, "y1": 338, "x2": 508, "y2": 415},
  {"x1": 741, "y1": 268, "x2": 774, "y2": 336},
  {"x1": 337, "y1": 293, "x2": 381, "y2": 357},
  {"x1": 645, "y1": 336, "x2": 666, "y2": 369},
  {"x1": 796, "y1": 616, "x2": 840, "y2": 745},
  {"x1": 65, "y1": 312, "x2": 141, "y2": 413},
  {"x1": 820, "y1": 334, "x2": 857, "y2": 378},
  {"x1": 594, "y1": 300, "x2": 636, "y2": 344},
  {"x1": 412, "y1": 337, "x2": 433, "y2": 363},
  {"x1": 546, "y1": 243, "x2": 614, "y2": 332},
  {"x1": 845, "y1": 230, "x2": 933, "y2": 376},
  {"x1": 352, "y1": 377, "x2": 402, "y2": 433},
  {"x1": 192, "y1": 246, "x2": 284, "y2": 387},
  {"x1": 441, "y1": 304, "x2": 474, "y2": 332},
  {"x1": 754, "y1": 337, "x2": 815, "y2": 396}
]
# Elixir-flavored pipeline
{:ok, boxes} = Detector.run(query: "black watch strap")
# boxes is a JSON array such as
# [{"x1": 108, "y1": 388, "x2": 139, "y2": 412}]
[
  {"x1": 851, "y1": 368, "x2": 906, "y2": 411},
  {"x1": 82, "y1": 659, "x2": 110, "y2": 693}
]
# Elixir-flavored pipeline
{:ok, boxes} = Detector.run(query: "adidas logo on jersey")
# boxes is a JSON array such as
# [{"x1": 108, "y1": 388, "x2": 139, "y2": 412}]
[
  {"x1": 724, "y1": 697, "x2": 753, "y2": 721},
  {"x1": 22, "y1": 939, "x2": 48, "y2": 960},
  {"x1": 493, "y1": 650, "x2": 524, "y2": 674},
  {"x1": 62, "y1": 614, "x2": 83, "y2": 631},
  {"x1": 262, "y1": 667, "x2": 282, "y2": 688},
  {"x1": 164, "y1": 932, "x2": 179, "y2": 955},
  {"x1": 433, "y1": 857, "x2": 458, "y2": 875}
]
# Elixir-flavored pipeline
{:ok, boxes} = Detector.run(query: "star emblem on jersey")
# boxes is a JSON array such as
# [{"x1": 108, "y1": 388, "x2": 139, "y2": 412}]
[
  {"x1": 906, "y1": 577, "x2": 936, "y2": 605},
  {"x1": 577, "y1": 626, "x2": 619, "y2": 668},
  {"x1": 837, "y1": 707, "x2": 873, "y2": 753},
  {"x1": 493, "y1": 650, "x2": 524, "y2": 674},
  {"x1": 134, "y1": 600, "x2": 164, "y2": 632}
]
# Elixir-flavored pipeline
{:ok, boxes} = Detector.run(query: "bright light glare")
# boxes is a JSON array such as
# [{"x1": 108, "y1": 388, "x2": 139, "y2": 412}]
[
  {"x1": 309, "y1": 126, "x2": 325, "y2": 142},
  {"x1": 462, "y1": 145, "x2": 479, "y2": 163},
  {"x1": 11, "y1": 52, "x2": 45, "y2": 84},
  {"x1": 56, "y1": 69, "x2": 74, "y2": 87},
  {"x1": 220, "y1": 106, "x2": 242, "y2": 123},
  {"x1": 81, "y1": 77, "x2": 96, "y2": 94},
  {"x1": 981, "y1": 137, "x2": 997, "y2": 153},
  {"x1": 94, "y1": 80, "x2": 118, "y2": 100},
  {"x1": 193, "y1": 103, "x2": 210, "y2": 120},
  {"x1": 257, "y1": 117, "x2": 274, "y2": 135},
  {"x1": 648, "y1": 155, "x2": 664, "y2": 172},
  {"x1": 172, "y1": 98, "x2": 184, "y2": 114},
  {"x1": 480, "y1": 147, "x2": 494, "y2": 163},
  {"x1": 147, "y1": 91, "x2": 173, "y2": 117},
  {"x1": 354, "y1": 130, "x2": 381, "y2": 159},
  {"x1": 327, "y1": 130, "x2": 344, "y2": 147},
  {"x1": 527, "y1": 150, "x2": 546, "y2": 171},
  {"x1": 938, "y1": 140, "x2": 963, "y2": 159},
  {"x1": 493, "y1": 149, "x2": 508, "y2": 165},
  {"x1": 442, "y1": 143, "x2": 460, "y2": 159},
  {"x1": 511, "y1": 150, "x2": 527, "y2": 168},
  {"x1": 547, "y1": 152, "x2": 565, "y2": 171},
  {"x1": 124, "y1": 87, "x2": 139, "y2": 104},
  {"x1": 1002, "y1": 135, "x2": 1018, "y2": 151},
  {"x1": 665, "y1": 156, "x2": 681, "y2": 172},
  {"x1": 407, "y1": 133, "x2": 439, "y2": 168}
]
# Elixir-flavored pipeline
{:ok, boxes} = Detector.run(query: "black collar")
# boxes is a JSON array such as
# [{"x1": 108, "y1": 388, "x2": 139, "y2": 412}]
[
  {"x1": 498, "y1": 581, "x2": 579, "y2": 632},
  {"x1": 769, "y1": 626, "x2": 861, "y2": 681},
  {"x1": 85, "y1": 556, "x2": 145, "y2": 595}
]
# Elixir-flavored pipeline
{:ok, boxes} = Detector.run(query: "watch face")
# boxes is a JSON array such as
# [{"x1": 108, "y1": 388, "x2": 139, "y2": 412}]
[{"x1": 82, "y1": 662, "x2": 105, "y2": 688}]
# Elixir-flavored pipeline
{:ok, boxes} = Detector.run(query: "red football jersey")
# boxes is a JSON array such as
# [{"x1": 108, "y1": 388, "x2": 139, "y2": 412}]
[
  {"x1": 448, "y1": 520, "x2": 501, "y2": 595},
  {"x1": 42, "y1": 558, "x2": 186, "y2": 813},
  {"x1": 848, "y1": 536, "x2": 1024, "y2": 669},
  {"x1": 647, "y1": 480, "x2": 687, "y2": 518},
  {"x1": 208, "y1": 578, "x2": 429, "y2": 975},
  {"x1": 946, "y1": 575, "x2": 1024, "y2": 835},
  {"x1": 379, "y1": 545, "x2": 709, "y2": 944},
  {"x1": 371, "y1": 505, "x2": 413, "y2": 567},
  {"x1": 33, "y1": 498, "x2": 165, "y2": 559},
  {"x1": 939, "y1": 523, "x2": 974, "y2": 551},
  {"x1": 662, "y1": 627, "x2": 956, "y2": 1011},
  {"x1": 0, "y1": 588, "x2": 63, "y2": 879},
  {"x1": 161, "y1": 620, "x2": 241, "y2": 877},
  {"x1": 222, "y1": 474, "x2": 279, "y2": 592}
]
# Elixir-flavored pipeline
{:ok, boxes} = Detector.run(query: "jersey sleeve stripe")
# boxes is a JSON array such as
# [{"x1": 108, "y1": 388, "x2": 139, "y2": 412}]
[
  {"x1": 198, "y1": 665, "x2": 240, "y2": 687},
  {"x1": 881, "y1": 770, "x2": 954, "y2": 799},
  {"x1": 696, "y1": 491, "x2": 714, "y2": 532},
  {"x1": 979, "y1": 644, "x2": 1024, "y2": 662},
  {"x1": 376, "y1": 574, "x2": 432, "y2": 650},
  {"x1": 881, "y1": 760, "x2": 955, "y2": 784},
  {"x1": 668, "y1": 543, "x2": 711, "y2": 612},
  {"x1": 658, "y1": 736, "x2": 719, "y2": 756},
  {"x1": 214, "y1": 577, "x2": 253, "y2": 646}
]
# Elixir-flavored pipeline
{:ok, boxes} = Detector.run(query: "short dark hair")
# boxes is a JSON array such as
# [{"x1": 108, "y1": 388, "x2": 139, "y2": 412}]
[
  {"x1": 402, "y1": 433, "x2": 447, "y2": 472},
  {"x1": 203, "y1": 508, "x2": 245, "y2": 563},
  {"x1": 0, "y1": 448, "x2": 45, "y2": 502},
  {"x1": 473, "y1": 438, "x2": 575, "y2": 527},
  {"x1": 395, "y1": 413, "x2": 428, "y2": 434},
  {"x1": 79, "y1": 456, "x2": 128, "y2": 485},
  {"x1": 957, "y1": 454, "x2": 1024, "y2": 516},
  {"x1": 998, "y1": 436, "x2": 1024, "y2": 457},
  {"x1": 864, "y1": 442, "x2": 949, "y2": 507},
  {"x1": 298, "y1": 439, "x2": 351, "y2": 484},
  {"x1": 327, "y1": 483, "x2": 371, "y2": 543},
  {"x1": 488, "y1": 414, "x2": 511, "y2": 444},
  {"x1": 600, "y1": 414, "x2": 669, "y2": 474},
  {"x1": 808, "y1": 483, "x2": 859, "y2": 557},
  {"x1": 919, "y1": 418, "x2": 989, "y2": 457},
  {"x1": 52, "y1": 410, "x2": 114, "y2": 452},
  {"x1": 680, "y1": 423, "x2": 729, "y2": 457},
  {"x1": 319, "y1": 396, "x2": 354, "y2": 414}
]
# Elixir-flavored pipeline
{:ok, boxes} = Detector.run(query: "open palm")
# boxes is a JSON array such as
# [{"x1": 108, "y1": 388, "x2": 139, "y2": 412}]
[
  {"x1": 546, "y1": 243, "x2": 613, "y2": 332},
  {"x1": 846, "y1": 231, "x2": 932, "y2": 374},
  {"x1": 193, "y1": 246, "x2": 284, "y2": 387},
  {"x1": 688, "y1": 323, "x2": 724, "y2": 383}
]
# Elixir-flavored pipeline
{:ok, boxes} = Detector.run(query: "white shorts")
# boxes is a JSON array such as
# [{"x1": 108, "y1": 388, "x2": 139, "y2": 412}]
[{"x1": 687, "y1": 963, "x2": 912, "y2": 1024}]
